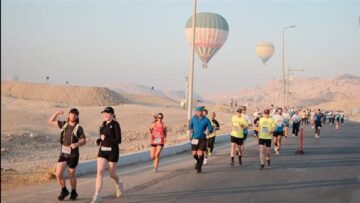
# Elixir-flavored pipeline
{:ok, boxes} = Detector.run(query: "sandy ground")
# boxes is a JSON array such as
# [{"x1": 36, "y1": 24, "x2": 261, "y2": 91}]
[
  {"x1": 1, "y1": 96, "x2": 235, "y2": 190},
  {"x1": 2, "y1": 79, "x2": 359, "y2": 191}
]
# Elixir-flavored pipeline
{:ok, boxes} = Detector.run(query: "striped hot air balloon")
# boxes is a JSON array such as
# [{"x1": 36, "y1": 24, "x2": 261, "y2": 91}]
[
  {"x1": 256, "y1": 41, "x2": 275, "y2": 65},
  {"x1": 185, "y1": 12, "x2": 229, "y2": 68}
]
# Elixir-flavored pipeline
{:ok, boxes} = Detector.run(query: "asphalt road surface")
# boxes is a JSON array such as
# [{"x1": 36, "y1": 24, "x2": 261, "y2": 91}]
[{"x1": 2, "y1": 121, "x2": 360, "y2": 203}]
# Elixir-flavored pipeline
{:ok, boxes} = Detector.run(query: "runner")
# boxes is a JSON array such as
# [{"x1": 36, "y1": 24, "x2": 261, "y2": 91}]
[
  {"x1": 272, "y1": 108, "x2": 285, "y2": 155},
  {"x1": 91, "y1": 107, "x2": 123, "y2": 203},
  {"x1": 230, "y1": 108, "x2": 248, "y2": 166},
  {"x1": 335, "y1": 111, "x2": 341, "y2": 129},
  {"x1": 207, "y1": 112, "x2": 220, "y2": 156},
  {"x1": 48, "y1": 108, "x2": 87, "y2": 201},
  {"x1": 300, "y1": 109, "x2": 307, "y2": 126},
  {"x1": 258, "y1": 109, "x2": 275, "y2": 170},
  {"x1": 314, "y1": 109, "x2": 322, "y2": 139},
  {"x1": 241, "y1": 106, "x2": 252, "y2": 152},
  {"x1": 253, "y1": 112, "x2": 261, "y2": 139},
  {"x1": 189, "y1": 107, "x2": 214, "y2": 173},
  {"x1": 340, "y1": 111, "x2": 345, "y2": 124},
  {"x1": 291, "y1": 110, "x2": 301, "y2": 137},
  {"x1": 283, "y1": 108, "x2": 290, "y2": 138},
  {"x1": 149, "y1": 113, "x2": 167, "y2": 172}
]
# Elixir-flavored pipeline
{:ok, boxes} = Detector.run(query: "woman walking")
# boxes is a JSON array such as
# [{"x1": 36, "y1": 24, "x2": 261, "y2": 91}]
[{"x1": 92, "y1": 107, "x2": 123, "y2": 203}]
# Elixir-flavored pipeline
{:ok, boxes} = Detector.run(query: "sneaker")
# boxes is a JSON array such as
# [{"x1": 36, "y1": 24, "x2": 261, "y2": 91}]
[
  {"x1": 230, "y1": 161, "x2": 234, "y2": 166},
  {"x1": 315, "y1": 134, "x2": 317, "y2": 138},
  {"x1": 197, "y1": 166, "x2": 202, "y2": 173},
  {"x1": 58, "y1": 188, "x2": 70, "y2": 201},
  {"x1": 275, "y1": 151, "x2": 280, "y2": 156},
  {"x1": 274, "y1": 146, "x2": 278, "y2": 153},
  {"x1": 69, "y1": 190, "x2": 78, "y2": 200},
  {"x1": 208, "y1": 151, "x2": 212, "y2": 156},
  {"x1": 203, "y1": 157, "x2": 208, "y2": 165},
  {"x1": 260, "y1": 164, "x2": 265, "y2": 170},
  {"x1": 266, "y1": 159, "x2": 271, "y2": 166},
  {"x1": 292, "y1": 134, "x2": 295, "y2": 137},
  {"x1": 91, "y1": 194, "x2": 102, "y2": 203},
  {"x1": 116, "y1": 182, "x2": 124, "y2": 198},
  {"x1": 238, "y1": 157, "x2": 242, "y2": 165}
]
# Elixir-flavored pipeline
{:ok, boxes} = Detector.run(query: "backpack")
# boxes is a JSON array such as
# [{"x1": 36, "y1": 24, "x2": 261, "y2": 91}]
[{"x1": 60, "y1": 122, "x2": 80, "y2": 144}]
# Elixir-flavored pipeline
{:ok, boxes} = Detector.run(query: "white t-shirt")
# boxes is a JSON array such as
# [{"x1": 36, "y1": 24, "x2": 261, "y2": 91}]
[
  {"x1": 272, "y1": 114, "x2": 285, "y2": 132},
  {"x1": 291, "y1": 114, "x2": 301, "y2": 123}
]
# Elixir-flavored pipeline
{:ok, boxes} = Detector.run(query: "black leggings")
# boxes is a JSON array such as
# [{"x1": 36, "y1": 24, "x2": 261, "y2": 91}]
[
  {"x1": 292, "y1": 122, "x2": 300, "y2": 136},
  {"x1": 207, "y1": 137, "x2": 216, "y2": 153}
]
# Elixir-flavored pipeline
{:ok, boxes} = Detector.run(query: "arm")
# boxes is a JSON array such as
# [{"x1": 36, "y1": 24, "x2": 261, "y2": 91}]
[
  {"x1": 48, "y1": 111, "x2": 64, "y2": 127},
  {"x1": 215, "y1": 120, "x2": 220, "y2": 130},
  {"x1": 207, "y1": 119, "x2": 214, "y2": 134},
  {"x1": 111, "y1": 122, "x2": 121, "y2": 144}
]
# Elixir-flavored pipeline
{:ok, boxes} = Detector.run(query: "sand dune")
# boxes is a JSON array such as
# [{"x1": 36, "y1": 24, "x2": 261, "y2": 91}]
[{"x1": 1, "y1": 81, "x2": 126, "y2": 106}]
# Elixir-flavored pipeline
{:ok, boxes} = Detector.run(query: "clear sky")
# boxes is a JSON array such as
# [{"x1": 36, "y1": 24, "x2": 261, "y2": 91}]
[{"x1": 2, "y1": 0, "x2": 360, "y2": 95}]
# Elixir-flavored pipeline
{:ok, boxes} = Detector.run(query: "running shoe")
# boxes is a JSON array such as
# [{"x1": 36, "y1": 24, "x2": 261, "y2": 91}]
[
  {"x1": 69, "y1": 190, "x2": 78, "y2": 200},
  {"x1": 58, "y1": 188, "x2": 70, "y2": 201},
  {"x1": 230, "y1": 160, "x2": 234, "y2": 166},
  {"x1": 207, "y1": 148, "x2": 211, "y2": 156},
  {"x1": 238, "y1": 156, "x2": 242, "y2": 165},
  {"x1": 274, "y1": 146, "x2": 278, "y2": 153},
  {"x1": 203, "y1": 157, "x2": 208, "y2": 165},
  {"x1": 276, "y1": 151, "x2": 280, "y2": 156},
  {"x1": 116, "y1": 182, "x2": 124, "y2": 198},
  {"x1": 91, "y1": 194, "x2": 102, "y2": 203},
  {"x1": 260, "y1": 164, "x2": 265, "y2": 170},
  {"x1": 292, "y1": 134, "x2": 295, "y2": 137},
  {"x1": 266, "y1": 159, "x2": 271, "y2": 166}
]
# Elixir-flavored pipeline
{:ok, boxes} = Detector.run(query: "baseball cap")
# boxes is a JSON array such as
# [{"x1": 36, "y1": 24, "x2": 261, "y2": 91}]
[
  {"x1": 195, "y1": 106, "x2": 204, "y2": 112},
  {"x1": 69, "y1": 108, "x2": 79, "y2": 115},
  {"x1": 101, "y1": 106, "x2": 114, "y2": 114}
]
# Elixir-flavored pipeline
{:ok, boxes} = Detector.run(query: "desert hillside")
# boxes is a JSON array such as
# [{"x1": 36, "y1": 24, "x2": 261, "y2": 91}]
[
  {"x1": 204, "y1": 74, "x2": 360, "y2": 115},
  {"x1": 1, "y1": 81, "x2": 126, "y2": 106}
]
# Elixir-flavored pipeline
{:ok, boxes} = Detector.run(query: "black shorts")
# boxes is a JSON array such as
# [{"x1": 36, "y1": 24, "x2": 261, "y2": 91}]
[
  {"x1": 258, "y1": 139, "x2": 271, "y2": 148},
  {"x1": 151, "y1": 144, "x2": 164, "y2": 148},
  {"x1": 315, "y1": 123, "x2": 322, "y2": 130},
  {"x1": 98, "y1": 147, "x2": 119, "y2": 162},
  {"x1": 273, "y1": 131, "x2": 284, "y2": 137},
  {"x1": 230, "y1": 136, "x2": 244, "y2": 145},
  {"x1": 58, "y1": 154, "x2": 79, "y2": 169},
  {"x1": 191, "y1": 138, "x2": 207, "y2": 151}
]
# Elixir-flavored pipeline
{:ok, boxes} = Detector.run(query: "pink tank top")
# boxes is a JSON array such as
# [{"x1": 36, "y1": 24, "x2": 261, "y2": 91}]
[{"x1": 151, "y1": 122, "x2": 165, "y2": 145}]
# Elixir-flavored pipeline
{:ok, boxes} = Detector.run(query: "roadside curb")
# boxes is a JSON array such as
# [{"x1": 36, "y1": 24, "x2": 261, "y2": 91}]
[{"x1": 70, "y1": 131, "x2": 252, "y2": 177}]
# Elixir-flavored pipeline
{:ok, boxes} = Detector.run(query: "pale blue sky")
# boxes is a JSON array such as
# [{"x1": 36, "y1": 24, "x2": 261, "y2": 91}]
[{"x1": 2, "y1": 0, "x2": 360, "y2": 94}]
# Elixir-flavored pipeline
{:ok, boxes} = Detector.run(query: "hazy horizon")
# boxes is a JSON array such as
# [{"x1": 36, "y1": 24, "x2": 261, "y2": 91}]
[{"x1": 2, "y1": 0, "x2": 360, "y2": 95}]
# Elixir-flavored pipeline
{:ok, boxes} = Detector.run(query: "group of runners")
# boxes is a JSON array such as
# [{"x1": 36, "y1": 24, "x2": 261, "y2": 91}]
[
  {"x1": 49, "y1": 107, "x2": 123, "y2": 203},
  {"x1": 49, "y1": 104, "x2": 343, "y2": 202}
]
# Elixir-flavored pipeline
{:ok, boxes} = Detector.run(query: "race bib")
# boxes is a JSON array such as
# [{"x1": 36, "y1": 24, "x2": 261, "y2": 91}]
[
  {"x1": 153, "y1": 137, "x2": 162, "y2": 144},
  {"x1": 262, "y1": 127, "x2": 269, "y2": 134},
  {"x1": 61, "y1": 145, "x2": 71, "y2": 155},
  {"x1": 191, "y1": 139, "x2": 199, "y2": 145},
  {"x1": 101, "y1": 146, "x2": 112, "y2": 151}
]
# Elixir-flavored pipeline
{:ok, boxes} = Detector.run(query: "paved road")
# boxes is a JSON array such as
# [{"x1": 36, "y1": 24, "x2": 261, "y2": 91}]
[{"x1": 2, "y1": 121, "x2": 360, "y2": 203}]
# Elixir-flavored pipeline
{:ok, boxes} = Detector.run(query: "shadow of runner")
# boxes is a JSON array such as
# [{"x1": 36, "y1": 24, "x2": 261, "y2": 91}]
[{"x1": 123, "y1": 178, "x2": 359, "y2": 203}]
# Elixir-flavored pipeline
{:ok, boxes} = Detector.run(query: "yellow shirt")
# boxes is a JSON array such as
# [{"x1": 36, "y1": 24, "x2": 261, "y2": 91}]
[
  {"x1": 231, "y1": 115, "x2": 248, "y2": 138},
  {"x1": 207, "y1": 120, "x2": 217, "y2": 138},
  {"x1": 300, "y1": 111, "x2": 306, "y2": 119},
  {"x1": 258, "y1": 117, "x2": 275, "y2": 140}
]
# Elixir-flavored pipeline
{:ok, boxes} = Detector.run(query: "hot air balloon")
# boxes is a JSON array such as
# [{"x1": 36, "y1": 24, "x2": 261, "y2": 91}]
[
  {"x1": 256, "y1": 41, "x2": 275, "y2": 65},
  {"x1": 185, "y1": 12, "x2": 229, "y2": 68}
]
